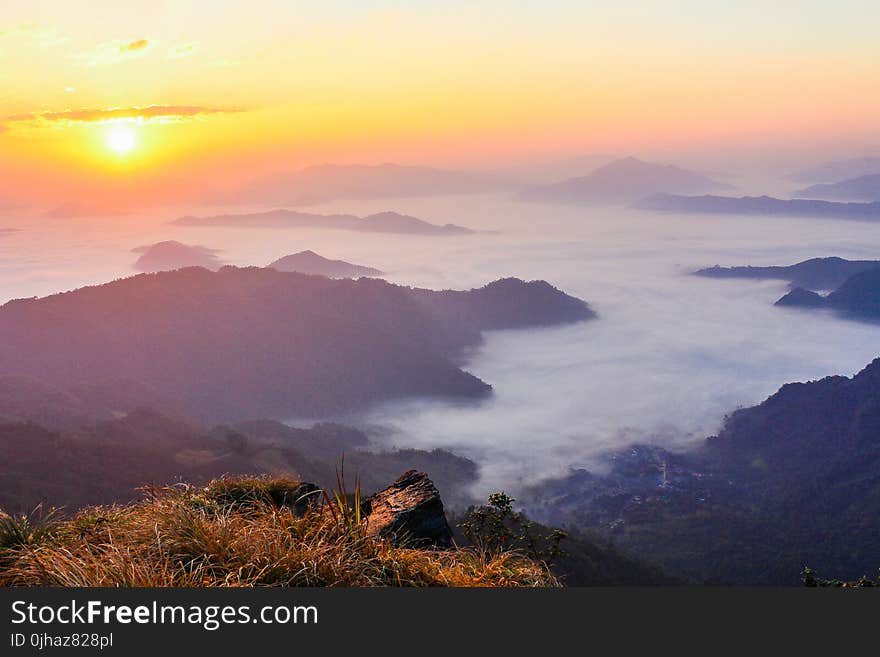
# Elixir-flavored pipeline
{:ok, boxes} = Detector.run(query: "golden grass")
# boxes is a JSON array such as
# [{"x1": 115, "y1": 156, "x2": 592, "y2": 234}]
[{"x1": 0, "y1": 476, "x2": 557, "y2": 588}]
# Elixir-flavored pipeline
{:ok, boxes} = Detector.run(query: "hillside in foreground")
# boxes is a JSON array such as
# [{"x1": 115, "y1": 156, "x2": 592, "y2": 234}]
[
  {"x1": 0, "y1": 473, "x2": 552, "y2": 587},
  {"x1": 0, "y1": 472, "x2": 668, "y2": 587}
]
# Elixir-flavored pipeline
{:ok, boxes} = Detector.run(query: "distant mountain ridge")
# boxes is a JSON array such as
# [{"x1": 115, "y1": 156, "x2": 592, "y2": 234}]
[
  {"x1": 174, "y1": 209, "x2": 473, "y2": 236},
  {"x1": 639, "y1": 193, "x2": 880, "y2": 221},
  {"x1": 790, "y1": 156, "x2": 880, "y2": 183},
  {"x1": 794, "y1": 174, "x2": 880, "y2": 202},
  {"x1": 267, "y1": 250, "x2": 383, "y2": 278},
  {"x1": 132, "y1": 240, "x2": 225, "y2": 272},
  {"x1": 520, "y1": 157, "x2": 730, "y2": 204},
  {"x1": 0, "y1": 267, "x2": 595, "y2": 421},
  {"x1": 694, "y1": 257, "x2": 880, "y2": 291},
  {"x1": 0, "y1": 406, "x2": 480, "y2": 514}
]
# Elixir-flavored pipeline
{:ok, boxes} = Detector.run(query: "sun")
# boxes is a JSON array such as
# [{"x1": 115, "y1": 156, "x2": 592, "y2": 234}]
[{"x1": 105, "y1": 125, "x2": 138, "y2": 155}]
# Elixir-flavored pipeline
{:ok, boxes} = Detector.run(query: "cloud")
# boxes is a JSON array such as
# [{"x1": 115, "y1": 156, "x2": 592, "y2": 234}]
[
  {"x1": 167, "y1": 42, "x2": 199, "y2": 60},
  {"x1": 122, "y1": 39, "x2": 149, "y2": 52},
  {"x1": 73, "y1": 38, "x2": 152, "y2": 66},
  {"x1": 0, "y1": 24, "x2": 69, "y2": 48},
  {"x1": 5, "y1": 104, "x2": 242, "y2": 127},
  {"x1": 42, "y1": 203, "x2": 129, "y2": 219}
]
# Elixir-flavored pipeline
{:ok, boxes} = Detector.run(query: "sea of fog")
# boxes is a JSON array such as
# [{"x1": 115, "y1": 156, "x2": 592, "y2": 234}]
[{"x1": 2, "y1": 194, "x2": 880, "y2": 494}]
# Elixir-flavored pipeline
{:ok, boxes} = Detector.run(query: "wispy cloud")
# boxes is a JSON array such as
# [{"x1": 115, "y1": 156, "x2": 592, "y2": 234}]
[
  {"x1": 73, "y1": 38, "x2": 152, "y2": 66},
  {"x1": 167, "y1": 42, "x2": 199, "y2": 60},
  {"x1": 4, "y1": 105, "x2": 243, "y2": 129},
  {"x1": 0, "y1": 24, "x2": 69, "y2": 48}
]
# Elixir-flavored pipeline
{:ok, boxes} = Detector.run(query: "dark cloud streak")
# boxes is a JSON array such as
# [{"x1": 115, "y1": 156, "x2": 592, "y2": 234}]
[
  {"x1": 5, "y1": 105, "x2": 243, "y2": 125},
  {"x1": 122, "y1": 39, "x2": 149, "y2": 52}
]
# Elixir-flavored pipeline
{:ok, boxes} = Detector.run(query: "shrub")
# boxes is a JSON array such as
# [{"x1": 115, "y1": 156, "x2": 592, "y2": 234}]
[
  {"x1": 458, "y1": 491, "x2": 567, "y2": 566},
  {"x1": 801, "y1": 566, "x2": 879, "y2": 588},
  {"x1": 0, "y1": 506, "x2": 59, "y2": 552}
]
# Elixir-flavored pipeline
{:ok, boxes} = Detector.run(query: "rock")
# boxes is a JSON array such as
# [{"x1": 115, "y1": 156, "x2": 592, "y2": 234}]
[
  {"x1": 278, "y1": 482, "x2": 322, "y2": 517},
  {"x1": 364, "y1": 470, "x2": 453, "y2": 548}
]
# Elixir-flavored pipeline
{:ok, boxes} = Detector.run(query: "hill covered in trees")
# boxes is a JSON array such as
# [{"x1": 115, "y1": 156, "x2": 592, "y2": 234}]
[
  {"x1": 522, "y1": 358, "x2": 880, "y2": 584},
  {"x1": 267, "y1": 250, "x2": 383, "y2": 278},
  {"x1": 0, "y1": 266, "x2": 595, "y2": 421},
  {"x1": 776, "y1": 268, "x2": 880, "y2": 319},
  {"x1": 694, "y1": 256, "x2": 880, "y2": 291}
]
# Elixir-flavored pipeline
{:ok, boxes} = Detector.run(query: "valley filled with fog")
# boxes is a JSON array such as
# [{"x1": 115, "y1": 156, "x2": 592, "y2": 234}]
[{"x1": 2, "y1": 192, "x2": 880, "y2": 496}]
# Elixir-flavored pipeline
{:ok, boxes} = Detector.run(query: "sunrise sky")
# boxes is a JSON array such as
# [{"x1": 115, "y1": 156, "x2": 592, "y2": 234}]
[{"x1": 1, "y1": 1, "x2": 878, "y2": 208}]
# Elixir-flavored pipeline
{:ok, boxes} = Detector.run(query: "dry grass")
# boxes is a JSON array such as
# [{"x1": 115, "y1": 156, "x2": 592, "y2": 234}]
[{"x1": 0, "y1": 475, "x2": 557, "y2": 588}]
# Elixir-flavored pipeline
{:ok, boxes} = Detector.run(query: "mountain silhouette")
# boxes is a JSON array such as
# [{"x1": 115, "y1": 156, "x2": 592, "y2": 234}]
[
  {"x1": 776, "y1": 268, "x2": 880, "y2": 319},
  {"x1": 520, "y1": 156, "x2": 730, "y2": 204},
  {"x1": 174, "y1": 209, "x2": 473, "y2": 235},
  {"x1": 0, "y1": 267, "x2": 594, "y2": 421},
  {"x1": 639, "y1": 193, "x2": 880, "y2": 221},
  {"x1": 267, "y1": 250, "x2": 383, "y2": 278},
  {"x1": 794, "y1": 173, "x2": 880, "y2": 202},
  {"x1": 523, "y1": 358, "x2": 880, "y2": 584},
  {"x1": 694, "y1": 257, "x2": 880, "y2": 291},
  {"x1": 132, "y1": 240, "x2": 225, "y2": 272},
  {"x1": 789, "y1": 156, "x2": 880, "y2": 183}
]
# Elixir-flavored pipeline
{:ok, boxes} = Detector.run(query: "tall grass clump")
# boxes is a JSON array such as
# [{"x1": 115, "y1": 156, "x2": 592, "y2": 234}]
[{"x1": 0, "y1": 476, "x2": 557, "y2": 588}]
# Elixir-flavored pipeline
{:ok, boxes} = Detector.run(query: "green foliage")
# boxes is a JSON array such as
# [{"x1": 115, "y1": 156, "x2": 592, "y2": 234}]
[
  {"x1": 200, "y1": 475, "x2": 309, "y2": 509},
  {"x1": 321, "y1": 460, "x2": 365, "y2": 538},
  {"x1": 0, "y1": 505, "x2": 60, "y2": 555},
  {"x1": 458, "y1": 491, "x2": 567, "y2": 565}
]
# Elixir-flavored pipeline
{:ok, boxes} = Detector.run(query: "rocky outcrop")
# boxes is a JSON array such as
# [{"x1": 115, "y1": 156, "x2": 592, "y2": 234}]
[{"x1": 364, "y1": 470, "x2": 453, "y2": 548}]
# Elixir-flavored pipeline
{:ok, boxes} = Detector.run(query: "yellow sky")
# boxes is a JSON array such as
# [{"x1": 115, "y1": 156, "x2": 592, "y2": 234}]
[{"x1": 1, "y1": 1, "x2": 878, "y2": 207}]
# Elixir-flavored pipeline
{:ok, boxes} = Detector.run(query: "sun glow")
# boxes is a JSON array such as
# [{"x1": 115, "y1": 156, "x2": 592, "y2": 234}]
[{"x1": 105, "y1": 125, "x2": 138, "y2": 155}]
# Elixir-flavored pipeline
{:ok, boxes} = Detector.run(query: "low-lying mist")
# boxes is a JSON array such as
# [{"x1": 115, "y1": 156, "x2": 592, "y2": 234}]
[{"x1": 3, "y1": 194, "x2": 880, "y2": 497}]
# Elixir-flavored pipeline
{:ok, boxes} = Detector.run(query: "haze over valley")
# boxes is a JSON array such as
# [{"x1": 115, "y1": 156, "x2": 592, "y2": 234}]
[{"x1": 4, "y1": 186, "x2": 880, "y2": 503}]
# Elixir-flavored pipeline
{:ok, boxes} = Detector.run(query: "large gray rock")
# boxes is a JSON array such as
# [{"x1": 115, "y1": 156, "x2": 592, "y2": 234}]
[{"x1": 364, "y1": 471, "x2": 453, "y2": 548}]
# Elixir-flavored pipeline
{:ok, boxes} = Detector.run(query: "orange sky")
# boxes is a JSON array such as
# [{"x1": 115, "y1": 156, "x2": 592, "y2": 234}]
[{"x1": 1, "y1": 1, "x2": 878, "y2": 208}]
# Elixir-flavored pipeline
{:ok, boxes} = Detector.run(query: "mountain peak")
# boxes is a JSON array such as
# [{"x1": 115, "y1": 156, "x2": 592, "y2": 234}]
[
  {"x1": 267, "y1": 251, "x2": 384, "y2": 278},
  {"x1": 520, "y1": 157, "x2": 729, "y2": 204}
]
